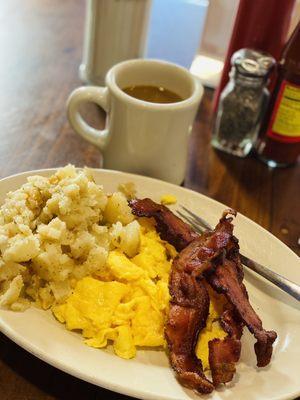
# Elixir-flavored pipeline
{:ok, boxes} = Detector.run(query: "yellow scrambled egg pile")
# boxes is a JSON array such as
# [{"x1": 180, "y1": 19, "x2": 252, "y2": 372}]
[
  {"x1": 53, "y1": 218, "x2": 226, "y2": 368},
  {"x1": 53, "y1": 219, "x2": 174, "y2": 359}
]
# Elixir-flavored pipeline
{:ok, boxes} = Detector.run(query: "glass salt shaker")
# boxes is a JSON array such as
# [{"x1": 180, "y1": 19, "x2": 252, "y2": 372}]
[{"x1": 211, "y1": 49, "x2": 275, "y2": 157}]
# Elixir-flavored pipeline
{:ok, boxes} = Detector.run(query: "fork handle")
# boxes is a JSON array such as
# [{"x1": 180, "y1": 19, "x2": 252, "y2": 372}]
[{"x1": 240, "y1": 254, "x2": 300, "y2": 302}]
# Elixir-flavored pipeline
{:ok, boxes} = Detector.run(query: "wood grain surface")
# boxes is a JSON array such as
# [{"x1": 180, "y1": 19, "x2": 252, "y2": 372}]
[{"x1": 0, "y1": 1, "x2": 299, "y2": 399}]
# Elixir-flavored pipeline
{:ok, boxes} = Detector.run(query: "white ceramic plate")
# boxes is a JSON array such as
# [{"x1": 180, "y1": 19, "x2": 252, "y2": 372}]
[{"x1": 0, "y1": 169, "x2": 299, "y2": 400}]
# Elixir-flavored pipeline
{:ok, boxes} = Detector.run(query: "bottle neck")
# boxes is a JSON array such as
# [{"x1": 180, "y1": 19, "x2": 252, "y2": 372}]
[
  {"x1": 282, "y1": 21, "x2": 300, "y2": 59},
  {"x1": 281, "y1": 21, "x2": 300, "y2": 75}
]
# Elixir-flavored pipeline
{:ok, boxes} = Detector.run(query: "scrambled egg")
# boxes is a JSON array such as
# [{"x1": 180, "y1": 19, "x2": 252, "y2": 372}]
[
  {"x1": 160, "y1": 194, "x2": 177, "y2": 205},
  {"x1": 53, "y1": 218, "x2": 227, "y2": 368},
  {"x1": 53, "y1": 219, "x2": 173, "y2": 359},
  {"x1": 196, "y1": 285, "x2": 227, "y2": 369}
]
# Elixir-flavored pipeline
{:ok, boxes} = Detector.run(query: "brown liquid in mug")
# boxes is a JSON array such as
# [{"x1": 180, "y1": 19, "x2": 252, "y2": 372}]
[{"x1": 122, "y1": 85, "x2": 183, "y2": 103}]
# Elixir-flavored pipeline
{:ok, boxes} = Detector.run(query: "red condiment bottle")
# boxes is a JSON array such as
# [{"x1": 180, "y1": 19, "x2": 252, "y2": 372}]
[
  {"x1": 213, "y1": 0, "x2": 296, "y2": 112},
  {"x1": 256, "y1": 21, "x2": 300, "y2": 167}
]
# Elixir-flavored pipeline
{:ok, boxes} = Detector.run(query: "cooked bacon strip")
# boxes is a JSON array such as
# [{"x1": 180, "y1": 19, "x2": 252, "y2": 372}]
[
  {"x1": 220, "y1": 308, "x2": 243, "y2": 340},
  {"x1": 209, "y1": 337, "x2": 241, "y2": 386},
  {"x1": 164, "y1": 220, "x2": 237, "y2": 393},
  {"x1": 129, "y1": 199, "x2": 277, "y2": 386},
  {"x1": 192, "y1": 211, "x2": 277, "y2": 368},
  {"x1": 166, "y1": 239, "x2": 231, "y2": 392},
  {"x1": 207, "y1": 258, "x2": 277, "y2": 367},
  {"x1": 208, "y1": 307, "x2": 243, "y2": 386},
  {"x1": 167, "y1": 269, "x2": 214, "y2": 394},
  {"x1": 129, "y1": 198, "x2": 198, "y2": 251}
]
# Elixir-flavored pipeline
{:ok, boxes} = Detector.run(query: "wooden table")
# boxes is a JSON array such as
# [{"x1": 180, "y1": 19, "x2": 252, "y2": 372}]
[{"x1": 0, "y1": 1, "x2": 299, "y2": 399}]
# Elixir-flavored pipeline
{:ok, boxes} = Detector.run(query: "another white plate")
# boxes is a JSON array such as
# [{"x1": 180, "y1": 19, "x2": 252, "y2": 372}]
[{"x1": 0, "y1": 169, "x2": 299, "y2": 400}]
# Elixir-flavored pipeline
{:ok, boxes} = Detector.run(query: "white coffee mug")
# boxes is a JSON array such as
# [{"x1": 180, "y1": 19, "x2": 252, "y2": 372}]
[{"x1": 67, "y1": 59, "x2": 204, "y2": 184}]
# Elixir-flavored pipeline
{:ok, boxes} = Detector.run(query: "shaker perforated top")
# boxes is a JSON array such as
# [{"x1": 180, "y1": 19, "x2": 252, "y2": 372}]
[{"x1": 231, "y1": 49, "x2": 276, "y2": 78}]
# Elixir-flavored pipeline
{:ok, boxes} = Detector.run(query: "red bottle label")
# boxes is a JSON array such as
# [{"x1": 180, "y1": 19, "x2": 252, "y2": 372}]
[{"x1": 266, "y1": 80, "x2": 300, "y2": 143}]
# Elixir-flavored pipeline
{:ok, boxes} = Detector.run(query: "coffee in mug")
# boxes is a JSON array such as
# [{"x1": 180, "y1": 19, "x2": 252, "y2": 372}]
[{"x1": 122, "y1": 85, "x2": 183, "y2": 103}]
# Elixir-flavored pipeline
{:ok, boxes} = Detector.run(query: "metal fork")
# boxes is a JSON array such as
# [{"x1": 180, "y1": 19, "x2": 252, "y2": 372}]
[{"x1": 177, "y1": 205, "x2": 300, "y2": 302}]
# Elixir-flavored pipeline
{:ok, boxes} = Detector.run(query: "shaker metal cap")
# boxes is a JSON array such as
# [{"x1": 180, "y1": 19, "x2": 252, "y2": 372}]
[{"x1": 231, "y1": 48, "x2": 276, "y2": 77}]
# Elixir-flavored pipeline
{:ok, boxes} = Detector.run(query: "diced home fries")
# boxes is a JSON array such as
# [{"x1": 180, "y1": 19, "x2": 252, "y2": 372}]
[{"x1": 0, "y1": 165, "x2": 138, "y2": 310}]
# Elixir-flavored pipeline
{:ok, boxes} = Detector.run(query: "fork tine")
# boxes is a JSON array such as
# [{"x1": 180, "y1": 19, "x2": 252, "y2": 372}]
[
  {"x1": 176, "y1": 211, "x2": 204, "y2": 234},
  {"x1": 180, "y1": 205, "x2": 212, "y2": 231}
]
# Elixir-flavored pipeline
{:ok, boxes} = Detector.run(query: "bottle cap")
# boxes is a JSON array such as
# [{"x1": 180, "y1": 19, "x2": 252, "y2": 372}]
[{"x1": 231, "y1": 48, "x2": 276, "y2": 78}]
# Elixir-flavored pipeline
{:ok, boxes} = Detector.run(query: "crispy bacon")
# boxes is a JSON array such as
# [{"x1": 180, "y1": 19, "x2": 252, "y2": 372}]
[
  {"x1": 167, "y1": 211, "x2": 244, "y2": 388},
  {"x1": 129, "y1": 199, "x2": 277, "y2": 391},
  {"x1": 129, "y1": 198, "x2": 198, "y2": 251},
  {"x1": 207, "y1": 259, "x2": 277, "y2": 367},
  {"x1": 209, "y1": 337, "x2": 241, "y2": 386},
  {"x1": 220, "y1": 308, "x2": 243, "y2": 340},
  {"x1": 166, "y1": 269, "x2": 214, "y2": 394},
  {"x1": 165, "y1": 227, "x2": 236, "y2": 394},
  {"x1": 203, "y1": 212, "x2": 276, "y2": 368},
  {"x1": 208, "y1": 307, "x2": 243, "y2": 385}
]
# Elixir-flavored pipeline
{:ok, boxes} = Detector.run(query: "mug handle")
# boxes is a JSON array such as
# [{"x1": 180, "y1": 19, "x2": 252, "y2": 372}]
[{"x1": 66, "y1": 86, "x2": 110, "y2": 151}]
